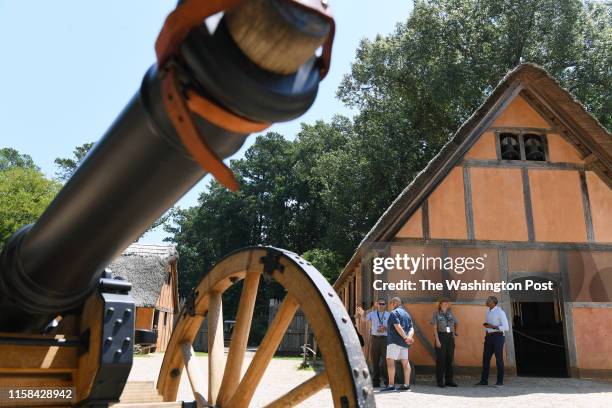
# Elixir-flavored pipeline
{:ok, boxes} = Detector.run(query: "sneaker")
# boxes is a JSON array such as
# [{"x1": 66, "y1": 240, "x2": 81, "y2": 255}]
[
  {"x1": 398, "y1": 384, "x2": 411, "y2": 391},
  {"x1": 437, "y1": 383, "x2": 445, "y2": 388},
  {"x1": 381, "y1": 385, "x2": 397, "y2": 392},
  {"x1": 493, "y1": 383, "x2": 503, "y2": 388},
  {"x1": 474, "y1": 381, "x2": 488, "y2": 386},
  {"x1": 445, "y1": 382, "x2": 458, "y2": 387}
]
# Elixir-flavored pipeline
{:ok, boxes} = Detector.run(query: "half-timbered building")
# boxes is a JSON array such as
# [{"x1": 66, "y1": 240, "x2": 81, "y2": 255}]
[{"x1": 335, "y1": 64, "x2": 612, "y2": 378}]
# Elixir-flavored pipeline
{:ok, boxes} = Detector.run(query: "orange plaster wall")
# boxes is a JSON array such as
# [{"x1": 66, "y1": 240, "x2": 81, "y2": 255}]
[
  {"x1": 572, "y1": 307, "x2": 612, "y2": 370},
  {"x1": 396, "y1": 207, "x2": 423, "y2": 238},
  {"x1": 529, "y1": 169, "x2": 587, "y2": 243},
  {"x1": 403, "y1": 303, "x2": 436, "y2": 366},
  {"x1": 428, "y1": 167, "x2": 467, "y2": 240},
  {"x1": 405, "y1": 303, "x2": 497, "y2": 368},
  {"x1": 547, "y1": 133, "x2": 584, "y2": 164},
  {"x1": 566, "y1": 250, "x2": 612, "y2": 303},
  {"x1": 465, "y1": 132, "x2": 497, "y2": 160},
  {"x1": 470, "y1": 167, "x2": 529, "y2": 241},
  {"x1": 492, "y1": 95, "x2": 550, "y2": 128},
  {"x1": 446, "y1": 248, "x2": 501, "y2": 300},
  {"x1": 387, "y1": 245, "x2": 444, "y2": 299},
  {"x1": 506, "y1": 249, "x2": 560, "y2": 274},
  {"x1": 586, "y1": 171, "x2": 612, "y2": 243},
  {"x1": 451, "y1": 304, "x2": 501, "y2": 367}
]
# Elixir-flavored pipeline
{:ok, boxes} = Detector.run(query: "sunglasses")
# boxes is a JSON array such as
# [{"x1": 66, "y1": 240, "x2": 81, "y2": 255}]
[{"x1": 378, "y1": 302, "x2": 386, "y2": 305}]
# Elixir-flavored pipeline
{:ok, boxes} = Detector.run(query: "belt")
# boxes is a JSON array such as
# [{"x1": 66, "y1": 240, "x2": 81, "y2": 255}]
[
  {"x1": 437, "y1": 331, "x2": 454, "y2": 335},
  {"x1": 371, "y1": 335, "x2": 387, "y2": 338},
  {"x1": 486, "y1": 331, "x2": 504, "y2": 336}
]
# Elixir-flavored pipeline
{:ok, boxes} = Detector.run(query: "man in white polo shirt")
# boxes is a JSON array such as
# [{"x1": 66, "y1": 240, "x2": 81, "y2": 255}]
[
  {"x1": 476, "y1": 295, "x2": 510, "y2": 387},
  {"x1": 365, "y1": 297, "x2": 390, "y2": 388}
]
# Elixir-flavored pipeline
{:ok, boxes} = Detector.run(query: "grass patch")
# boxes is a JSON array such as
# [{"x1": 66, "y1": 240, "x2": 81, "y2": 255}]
[
  {"x1": 297, "y1": 364, "x2": 315, "y2": 371},
  {"x1": 272, "y1": 356, "x2": 304, "y2": 361}
]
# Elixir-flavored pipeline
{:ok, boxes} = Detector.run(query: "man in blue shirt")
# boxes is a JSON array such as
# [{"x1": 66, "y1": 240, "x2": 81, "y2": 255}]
[
  {"x1": 382, "y1": 297, "x2": 414, "y2": 392},
  {"x1": 475, "y1": 295, "x2": 510, "y2": 387}
]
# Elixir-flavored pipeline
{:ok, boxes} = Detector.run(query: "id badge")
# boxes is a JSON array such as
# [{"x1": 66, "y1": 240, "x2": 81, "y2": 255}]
[{"x1": 446, "y1": 326, "x2": 451, "y2": 333}]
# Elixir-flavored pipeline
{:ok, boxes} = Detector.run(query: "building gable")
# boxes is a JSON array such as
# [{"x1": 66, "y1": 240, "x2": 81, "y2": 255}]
[
  {"x1": 335, "y1": 64, "x2": 612, "y2": 290},
  {"x1": 393, "y1": 90, "x2": 604, "y2": 244},
  {"x1": 491, "y1": 94, "x2": 550, "y2": 128}
]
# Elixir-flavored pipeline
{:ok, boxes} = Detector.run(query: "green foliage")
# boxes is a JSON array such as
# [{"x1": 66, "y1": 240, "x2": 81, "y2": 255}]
[
  {"x1": 339, "y1": 0, "x2": 611, "y2": 131},
  {"x1": 0, "y1": 148, "x2": 37, "y2": 171},
  {"x1": 166, "y1": 124, "x2": 353, "y2": 293},
  {"x1": 54, "y1": 142, "x2": 95, "y2": 181},
  {"x1": 302, "y1": 248, "x2": 343, "y2": 283},
  {"x1": 0, "y1": 166, "x2": 60, "y2": 250}
]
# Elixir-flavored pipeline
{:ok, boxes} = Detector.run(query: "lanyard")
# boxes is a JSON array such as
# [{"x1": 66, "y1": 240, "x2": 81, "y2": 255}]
[{"x1": 376, "y1": 311, "x2": 384, "y2": 326}]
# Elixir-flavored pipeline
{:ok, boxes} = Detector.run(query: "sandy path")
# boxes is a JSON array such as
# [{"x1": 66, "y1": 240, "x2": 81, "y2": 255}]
[{"x1": 127, "y1": 352, "x2": 612, "y2": 407}]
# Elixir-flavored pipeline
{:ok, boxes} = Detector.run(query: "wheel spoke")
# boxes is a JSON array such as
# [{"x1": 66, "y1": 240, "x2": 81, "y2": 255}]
[
  {"x1": 180, "y1": 341, "x2": 208, "y2": 408},
  {"x1": 264, "y1": 371, "x2": 329, "y2": 408},
  {"x1": 225, "y1": 295, "x2": 299, "y2": 408},
  {"x1": 217, "y1": 271, "x2": 261, "y2": 405},
  {"x1": 207, "y1": 290, "x2": 224, "y2": 404}
]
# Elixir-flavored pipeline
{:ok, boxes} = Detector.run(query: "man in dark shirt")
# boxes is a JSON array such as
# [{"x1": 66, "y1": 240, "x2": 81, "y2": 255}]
[{"x1": 382, "y1": 297, "x2": 414, "y2": 392}]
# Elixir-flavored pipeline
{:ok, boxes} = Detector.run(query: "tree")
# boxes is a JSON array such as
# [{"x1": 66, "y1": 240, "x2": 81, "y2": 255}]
[
  {"x1": 0, "y1": 148, "x2": 37, "y2": 171},
  {"x1": 164, "y1": 130, "x2": 352, "y2": 342},
  {"x1": 302, "y1": 248, "x2": 343, "y2": 283},
  {"x1": 339, "y1": 0, "x2": 611, "y2": 131},
  {"x1": 165, "y1": 176, "x2": 280, "y2": 344},
  {"x1": 0, "y1": 166, "x2": 60, "y2": 251},
  {"x1": 54, "y1": 142, "x2": 94, "y2": 181}
]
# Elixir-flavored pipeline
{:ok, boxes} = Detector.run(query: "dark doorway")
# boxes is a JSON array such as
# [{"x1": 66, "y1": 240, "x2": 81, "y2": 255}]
[{"x1": 511, "y1": 300, "x2": 568, "y2": 377}]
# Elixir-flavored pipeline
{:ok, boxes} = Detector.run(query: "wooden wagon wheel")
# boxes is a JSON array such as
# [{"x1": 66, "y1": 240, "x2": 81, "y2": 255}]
[{"x1": 157, "y1": 247, "x2": 374, "y2": 407}]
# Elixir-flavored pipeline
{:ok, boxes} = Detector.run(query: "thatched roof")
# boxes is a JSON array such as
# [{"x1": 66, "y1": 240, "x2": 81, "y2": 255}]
[
  {"x1": 334, "y1": 63, "x2": 611, "y2": 289},
  {"x1": 108, "y1": 244, "x2": 178, "y2": 308}
]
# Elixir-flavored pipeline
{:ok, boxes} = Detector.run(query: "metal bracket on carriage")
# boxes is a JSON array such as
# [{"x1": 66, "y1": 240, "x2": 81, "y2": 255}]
[
  {"x1": 78, "y1": 276, "x2": 136, "y2": 404},
  {"x1": 260, "y1": 249, "x2": 285, "y2": 282}
]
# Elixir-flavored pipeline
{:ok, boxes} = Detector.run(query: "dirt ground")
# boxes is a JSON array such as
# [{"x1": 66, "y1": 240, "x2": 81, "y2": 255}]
[{"x1": 127, "y1": 352, "x2": 612, "y2": 407}]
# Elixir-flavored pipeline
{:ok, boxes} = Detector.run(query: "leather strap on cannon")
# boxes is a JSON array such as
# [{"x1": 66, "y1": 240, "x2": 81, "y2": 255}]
[{"x1": 155, "y1": 0, "x2": 335, "y2": 191}]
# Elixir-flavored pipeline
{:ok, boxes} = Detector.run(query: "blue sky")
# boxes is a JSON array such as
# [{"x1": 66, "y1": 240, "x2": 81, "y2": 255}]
[{"x1": 0, "y1": 1, "x2": 413, "y2": 243}]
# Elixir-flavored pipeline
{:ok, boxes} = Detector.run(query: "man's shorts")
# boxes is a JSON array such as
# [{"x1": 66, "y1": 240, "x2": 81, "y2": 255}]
[{"x1": 386, "y1": 343, "x2": 409, "y2": 360}]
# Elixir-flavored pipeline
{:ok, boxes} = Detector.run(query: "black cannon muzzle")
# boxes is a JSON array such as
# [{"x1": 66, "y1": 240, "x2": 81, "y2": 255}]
[{"x1": 0, "y1": 2, "x2": 332, "y2": 332}]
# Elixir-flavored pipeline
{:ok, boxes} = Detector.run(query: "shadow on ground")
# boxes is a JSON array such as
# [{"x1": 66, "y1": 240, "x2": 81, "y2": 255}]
[{"x1": 374, "y1": 375, "x2": 612, "y2": 398}]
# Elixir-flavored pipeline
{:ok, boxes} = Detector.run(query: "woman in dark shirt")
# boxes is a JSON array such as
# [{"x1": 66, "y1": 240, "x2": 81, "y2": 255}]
[{"x1": 431, "y1": 298, "x2": 459, "y2": 387}]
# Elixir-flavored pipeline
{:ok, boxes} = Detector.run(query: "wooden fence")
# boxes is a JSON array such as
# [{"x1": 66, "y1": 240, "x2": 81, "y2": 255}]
[{"x1": 193, "y1": 298, "x2": 312, "y2": 355}]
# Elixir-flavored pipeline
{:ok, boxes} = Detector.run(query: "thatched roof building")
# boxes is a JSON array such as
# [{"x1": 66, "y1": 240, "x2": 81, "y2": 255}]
[
  {"x1": 109, "y1": 244, "x2": 178, "y2": 307},
  {"x1": 108, "y1": 243, "x2": 179, "y2": 352}
]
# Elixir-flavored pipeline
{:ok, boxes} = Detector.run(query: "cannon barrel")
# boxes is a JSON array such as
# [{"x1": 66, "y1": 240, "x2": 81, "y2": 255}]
[{"x1": 0, "y1": 0, "x2": 332, "y2": 332}]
